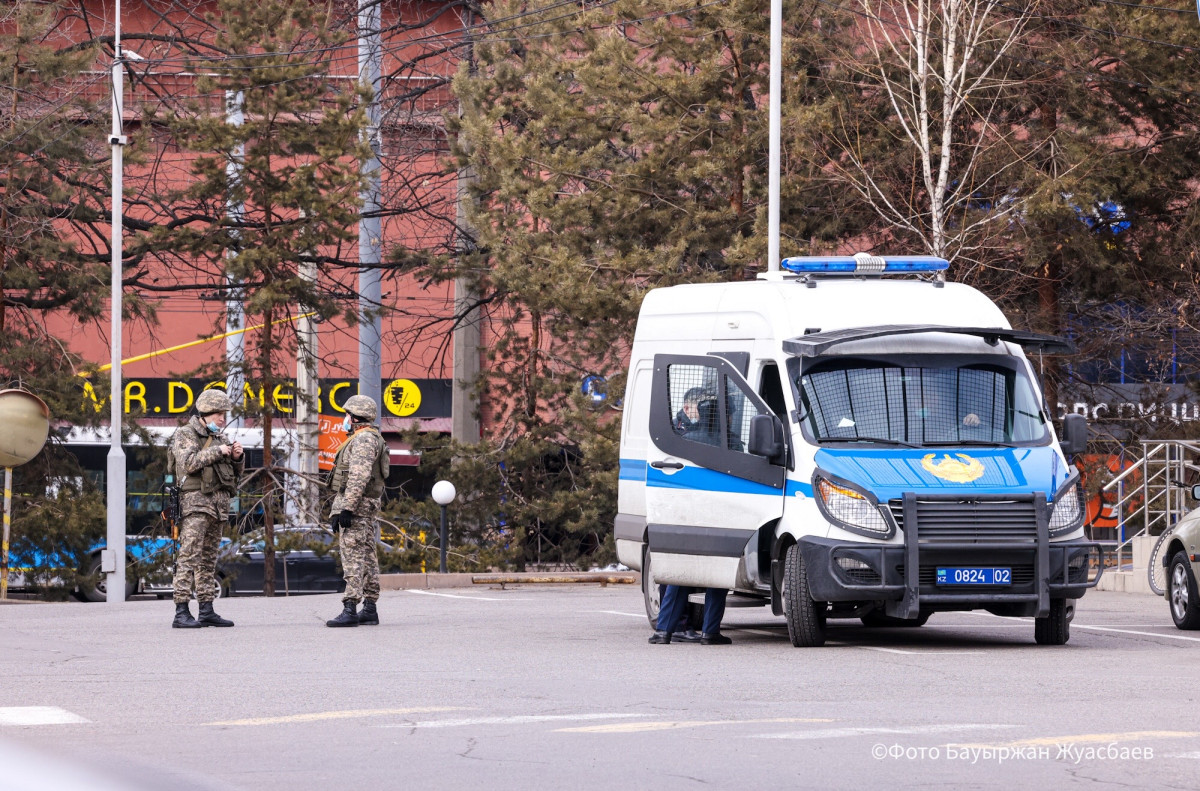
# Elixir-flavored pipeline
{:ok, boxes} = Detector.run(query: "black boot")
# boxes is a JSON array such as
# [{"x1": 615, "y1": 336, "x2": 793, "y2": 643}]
[
  {"x1": 326, "y1": 600, "x2": 359, "y2": 627},
  {"x1": 648, "y1": 630, "x2": 672, "y2": 644},
  {"x1": 172, "y1": 602, "x2": 201, "y2": 629},
  {"x1": 700, "y1": 632, "x2": 733, "y2": 645},
  {"x1": 358, "y1": 600, "x2": 379, "y2": 625},
  {"x1": 197, "y1": 601, "x2": 234, "y2": 627}
]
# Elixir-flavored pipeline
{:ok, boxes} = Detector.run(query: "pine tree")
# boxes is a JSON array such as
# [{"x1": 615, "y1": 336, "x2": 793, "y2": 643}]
[
  {"x1": 157, "y1": 0, "x2": 369, "y2": 593},
  {"x1": 0, "y1": 1, "x2": 116, "y2": 595},
  {"x1": 418, "y1": 0, "x2": 856, "y2": 568}
]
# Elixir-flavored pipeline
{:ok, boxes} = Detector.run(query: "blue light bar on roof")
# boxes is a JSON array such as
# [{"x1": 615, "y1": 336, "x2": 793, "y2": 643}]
[{"x1": 780, "y1": 253, "x2": 950, "y2": 274}]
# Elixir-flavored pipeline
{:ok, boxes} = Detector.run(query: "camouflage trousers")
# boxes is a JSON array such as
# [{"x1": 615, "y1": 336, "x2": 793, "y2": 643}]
[
  {"x1": 339, "y1": 515, "x2": 380, "y2": 604},
  {"x1": 173, "y1": 512, "x2": 223, "y2": 604}
]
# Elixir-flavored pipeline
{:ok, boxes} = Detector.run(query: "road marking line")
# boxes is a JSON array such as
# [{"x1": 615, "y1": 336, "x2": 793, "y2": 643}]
[
  {"x1": 752, "y1": 724, "x2": 1016, "y2": 740},
  {"x1": 405, "y1": 590, "x2": 511, "y2": 601},
  {"x1": 379, "y1": 713, "x2": 645, "y2": 730},
  {"x1": 961, "y1": 610, "x2": 1200, "y2": 642},
  {"x1": 206, "y1": 707, "x2": 464, "y2": 727},
  {"x1": 729, "y1": 628, "x2": 781, "y2": 638},
  {"x1": 1071, "y1": 625, "x2": 1200, "y2": 643},
  {"x1": 955, "y1": 731, "x2": 1200, "y2": 748},
  {"x1": 557, "y1": 718, "x2": 834, "y2": 734},
  {"x1": 0, "y1": 707, "x2": 89, "y2": 726},
  {"x1": 854, "y1": 646, "x2": 984, "y2": 655},
  {"x1": 596, "y1": 610, "x2": 645, "y2": 618},
  {"x1": 923, "y1": 623, "x2": 1030, "y2": 628}
]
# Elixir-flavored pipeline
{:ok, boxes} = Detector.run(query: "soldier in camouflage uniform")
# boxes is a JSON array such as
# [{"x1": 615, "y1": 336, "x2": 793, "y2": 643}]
[
  {"x1": 169, "y1": 388, "x2": 243, "y2": 629},
  {"x1": 326, "y1": 394, "x2": 390, "y2": 627}
]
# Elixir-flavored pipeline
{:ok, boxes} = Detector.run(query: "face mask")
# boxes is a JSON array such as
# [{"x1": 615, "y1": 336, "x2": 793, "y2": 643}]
[
  {"x1": 342, "y1": 415, "x2": 354, "y2": 433},
  {"x1": 207, "y1": 422, "x2": 221, "y2": 434}
]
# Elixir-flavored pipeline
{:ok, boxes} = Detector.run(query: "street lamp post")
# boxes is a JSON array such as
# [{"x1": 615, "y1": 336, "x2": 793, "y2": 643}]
[
  {"x1": 106, "y1": 0, "x2": 128, "y2": 603},
  {"x1": 767, "y1": 0, "x2": 781, "y2": 272},
  {"x1": 431, "y1": 480, "x2": 457, "y2": 574}
]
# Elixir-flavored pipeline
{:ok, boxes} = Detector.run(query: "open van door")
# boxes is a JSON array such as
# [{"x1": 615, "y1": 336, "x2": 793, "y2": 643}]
[{"x1": 643, "y1": 354, "x2": 787, "y2": 592}]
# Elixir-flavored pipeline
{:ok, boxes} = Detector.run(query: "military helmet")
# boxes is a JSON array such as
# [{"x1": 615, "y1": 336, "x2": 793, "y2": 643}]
[
  {"x1": 195, "y1": 389, "x2": 233, "y2": 415},
  {"x1": 343, "y1": 394, "x2": 378, "y2": 422}
]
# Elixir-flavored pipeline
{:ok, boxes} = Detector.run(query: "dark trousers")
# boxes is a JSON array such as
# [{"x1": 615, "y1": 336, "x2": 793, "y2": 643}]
[{"x1": 657, "y1": 585, "x2": 729, "y2": 635}]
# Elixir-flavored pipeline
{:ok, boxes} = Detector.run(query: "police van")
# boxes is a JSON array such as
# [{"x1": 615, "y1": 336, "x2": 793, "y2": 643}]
[{"x1": 616, "y1": 255, "x2": 1102, "y2": 646}]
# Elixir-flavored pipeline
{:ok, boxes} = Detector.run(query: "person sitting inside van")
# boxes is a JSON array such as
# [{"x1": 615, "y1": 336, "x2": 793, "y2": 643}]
[
  {"x1": 674, "y1": 387, "x2": 720, "y2": 447},
  {"x1": 914, "y1": 388, "x2": 982, "y2": 442}
]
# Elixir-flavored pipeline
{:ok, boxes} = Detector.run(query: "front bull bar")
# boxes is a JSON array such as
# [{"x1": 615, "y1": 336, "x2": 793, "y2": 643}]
[{"x1": 806, "y1": 491, "x2": 1106, "y2": 619}]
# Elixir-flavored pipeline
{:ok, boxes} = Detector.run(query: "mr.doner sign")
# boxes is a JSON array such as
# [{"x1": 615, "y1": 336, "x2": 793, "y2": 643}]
[{"x1": 82, "y1": 377, "x2": 452, "y2": 419}]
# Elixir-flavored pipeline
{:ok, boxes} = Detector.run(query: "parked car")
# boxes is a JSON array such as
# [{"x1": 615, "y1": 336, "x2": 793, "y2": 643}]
[
  {"x1": 219, "y1": 527, "x2": 346, "y2": 596},
  {"x1": 165, "y1": 526, "x2": 393, "y2": 597},
  {"x1": 1160, "y1": 488, "x2": 1200, "y2": 629}
]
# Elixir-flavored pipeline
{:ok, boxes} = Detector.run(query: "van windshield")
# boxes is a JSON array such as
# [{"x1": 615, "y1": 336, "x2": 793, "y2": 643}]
[{"x1": 795, "y1": 357, "x2": 1049, "y2": 447}]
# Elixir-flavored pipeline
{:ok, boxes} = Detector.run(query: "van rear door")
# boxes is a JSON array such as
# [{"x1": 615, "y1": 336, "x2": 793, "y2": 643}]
[{"x1": 644, "y1": 354, "x2": 787, "y2": 589}]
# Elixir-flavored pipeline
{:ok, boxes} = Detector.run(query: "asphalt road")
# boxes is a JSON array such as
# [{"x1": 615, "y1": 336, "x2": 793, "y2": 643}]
[{"x1": 1, "y1": 586, "x2": 1198, "y2": 790}]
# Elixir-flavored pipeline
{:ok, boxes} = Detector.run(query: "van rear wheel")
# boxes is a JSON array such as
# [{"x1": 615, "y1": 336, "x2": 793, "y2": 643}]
[
  {"x1": 642, "y1": 547, "x2": 660, "y2": 629},
  {"x1": 783, "y1": 543, "x2": 826, "y2": 647}
]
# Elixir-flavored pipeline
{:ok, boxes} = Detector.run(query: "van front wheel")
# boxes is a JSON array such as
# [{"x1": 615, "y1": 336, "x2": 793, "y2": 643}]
[
  {"x1": 783, "y1": 543, "x2": 826, "y2": 647},
  {"x1": 1034, "y1": 598, "x2": 1070, "y2": 645}
]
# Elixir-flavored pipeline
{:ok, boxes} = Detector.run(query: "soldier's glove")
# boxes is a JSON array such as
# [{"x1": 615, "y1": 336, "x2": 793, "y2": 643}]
[{"x1": 333, "y1": 510, "x2": 354, "y2": 530}]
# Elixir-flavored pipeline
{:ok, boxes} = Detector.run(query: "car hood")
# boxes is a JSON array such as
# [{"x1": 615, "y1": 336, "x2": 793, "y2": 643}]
[{"x1": 813, "y1": 445, "x2": 1072, "y2": 502}]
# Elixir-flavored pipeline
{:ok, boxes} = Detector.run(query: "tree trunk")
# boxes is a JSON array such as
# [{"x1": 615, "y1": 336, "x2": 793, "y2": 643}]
[
  {"x1": 1037, "y1": 99, "x2": 1061, "y2": 418},
  {"x1": 261, "y1": 314, "x2": 276, "y2": 597}
]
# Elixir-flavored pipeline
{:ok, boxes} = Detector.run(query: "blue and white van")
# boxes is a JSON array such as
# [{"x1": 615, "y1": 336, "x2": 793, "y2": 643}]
[{"x1": 615, "y1": 255, "x2": 1102, "y2": 646}]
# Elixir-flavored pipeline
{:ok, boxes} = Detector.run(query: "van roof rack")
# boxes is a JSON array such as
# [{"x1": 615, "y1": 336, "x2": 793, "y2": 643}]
[{"x1": 782, "y1": 325, "x2": 1076, "y2": 357}]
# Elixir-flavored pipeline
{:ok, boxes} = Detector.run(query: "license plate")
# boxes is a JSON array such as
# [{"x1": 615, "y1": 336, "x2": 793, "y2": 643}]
[{"x1": 936, "y1": 567, "x2": 1011, "y2": 585}]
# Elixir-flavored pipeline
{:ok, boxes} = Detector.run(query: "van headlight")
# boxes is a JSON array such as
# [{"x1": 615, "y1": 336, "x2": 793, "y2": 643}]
[
  {"x1": 1048, "y1": 480, "x2": 1085, "y2": 537},
  {"x1": 813, "y1": 474, "x2": 894, "y2": 539}
]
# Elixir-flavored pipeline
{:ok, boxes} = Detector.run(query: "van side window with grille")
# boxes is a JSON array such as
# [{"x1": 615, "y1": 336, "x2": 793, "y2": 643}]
[{"x1": 667, "y1": 364, "x2": 720, "y2": 447}]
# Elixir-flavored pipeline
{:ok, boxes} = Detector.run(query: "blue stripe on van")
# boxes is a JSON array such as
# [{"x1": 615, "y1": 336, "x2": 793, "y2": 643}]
[
  {"x1": 619, "y1": 457, "x2": 647, "y2": 482},
  {"x1": 621, "y1": 457, "x2": 807, "y2": 497}
]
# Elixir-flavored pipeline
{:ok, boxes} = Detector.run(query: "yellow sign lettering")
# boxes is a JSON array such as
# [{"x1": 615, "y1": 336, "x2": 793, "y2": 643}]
[
  {"x1": 169, "y1": 381, "x2": 194, "y2": 413},
  {"x1": 125, "y1": 381, "x2": 147, "y2": 414},
  {"x1": 272, "y1": 384, "x2": 293, "y2": 414},
  {"x1": 82, "y1": 380, "x2": 105, "y2": 413},
  {"x1": 328, "y1": 381, "x2": 349, "y2": 413}
]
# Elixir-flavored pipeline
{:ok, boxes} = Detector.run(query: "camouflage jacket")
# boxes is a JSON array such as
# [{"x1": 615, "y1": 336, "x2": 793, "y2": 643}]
[
  {"x1": 329, "y1": 426, "x2": 388, "y2": 517},
  {"x1": 170, "y1": 415, "x2": 244, "y2": 520}
]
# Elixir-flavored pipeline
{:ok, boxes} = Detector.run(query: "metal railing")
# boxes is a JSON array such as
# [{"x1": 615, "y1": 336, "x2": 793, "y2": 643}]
[{"x1": 1098, "y1": 440, "x2": 1200, "y2": 573}]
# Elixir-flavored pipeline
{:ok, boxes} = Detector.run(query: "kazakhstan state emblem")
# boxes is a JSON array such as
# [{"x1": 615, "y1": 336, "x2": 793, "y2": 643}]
[{"x1": 921, "y1": 453, "x2": 985, "y2": 483}]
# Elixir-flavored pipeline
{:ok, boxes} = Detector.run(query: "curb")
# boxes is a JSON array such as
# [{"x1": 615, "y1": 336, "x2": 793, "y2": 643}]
[{"x1": 380, "y1": 570, "x2": 640, "y2": 591}]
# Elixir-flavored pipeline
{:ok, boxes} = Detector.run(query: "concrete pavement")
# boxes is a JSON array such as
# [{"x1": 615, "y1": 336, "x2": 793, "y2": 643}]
[{"x1": 1, "y1": 586, "x2": 1198, "y2": 790}]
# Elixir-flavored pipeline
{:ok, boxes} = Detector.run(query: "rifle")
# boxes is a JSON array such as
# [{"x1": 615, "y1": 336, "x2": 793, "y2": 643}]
[{"x1": 162, "y1": 475, "x2": 181, "y2": 543}]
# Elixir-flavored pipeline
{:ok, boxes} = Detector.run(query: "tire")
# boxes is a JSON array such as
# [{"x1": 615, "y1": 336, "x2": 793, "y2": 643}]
[
  {"x1": 1148, "y1": 529, "x2": 1174, "y2": 596},
  {"x1": 861, "y1": 610, "x2": 930, "y2": 628},
  {"x1": 77, "y1": 555, "x2": 137, "y2": 602},
  {"x1": 642, "y1": 547, "x2": 661, "y2": 629},
  {"x1": 1034, "y1": 598, "x2": 1070, "y2": 645},
  {"x1": 1167, "y1": 552, "x2": 1200, "y2": 630},
  {"x1": 783, "y1": 543, "x2": 826, "y2": 647}
]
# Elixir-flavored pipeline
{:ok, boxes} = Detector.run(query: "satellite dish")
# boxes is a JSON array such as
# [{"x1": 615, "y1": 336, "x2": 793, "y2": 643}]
[{"x1": 0, "y1": 389, "x2": 50, "y2": 467}]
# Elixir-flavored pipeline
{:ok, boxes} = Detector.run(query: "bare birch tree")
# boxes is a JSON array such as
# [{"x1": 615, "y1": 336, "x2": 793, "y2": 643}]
[{"x1": 818, "y1": 0, "x2": 1036, "y2": 266}]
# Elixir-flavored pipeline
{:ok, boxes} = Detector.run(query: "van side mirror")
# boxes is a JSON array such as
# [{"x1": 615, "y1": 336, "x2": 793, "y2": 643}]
[
  {"x1": 1192, "y1": 484, "x2": 1200, "y2": 502},
  {"x1": 1060, "y1": 413, "x2": 1088, "y2": 456},
  {"x1": 748, "y1": 414, "x2": 785, "y2": 463}
]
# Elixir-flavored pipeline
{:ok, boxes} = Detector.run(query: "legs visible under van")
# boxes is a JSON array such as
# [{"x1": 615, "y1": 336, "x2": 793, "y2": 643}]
[{"x1": 649, "y1": 585, "x2": 732, "y2": 645}]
